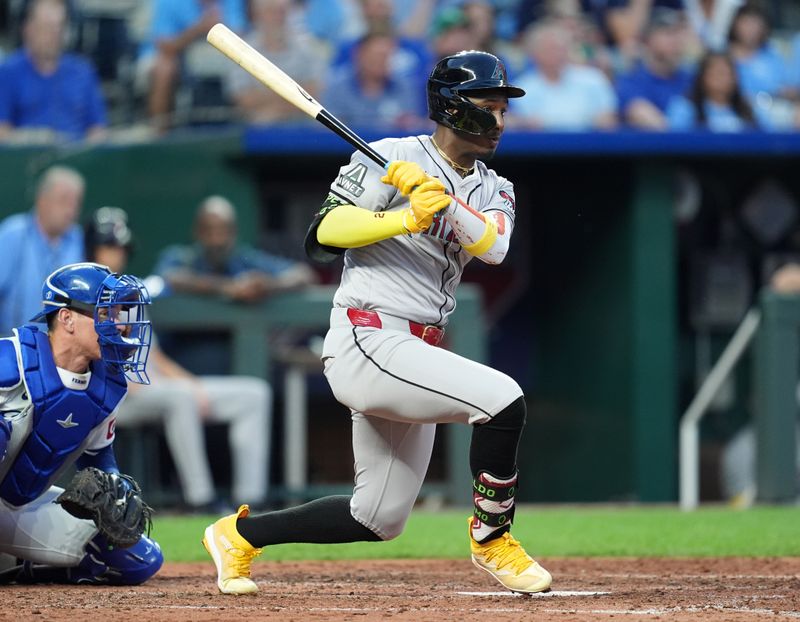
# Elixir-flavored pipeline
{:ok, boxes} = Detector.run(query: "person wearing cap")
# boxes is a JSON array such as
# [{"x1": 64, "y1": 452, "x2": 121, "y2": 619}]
[
  {"x1": 616, "y1": 7, "x2": 694, "y2": 130},
  {"x1": 0, "y1": 262, "x2": 163, "y2": 585},
  {"x1": 0, "y1": 165, "x2": 85, "y2": 336},
  {"x1": 430, "y1": 5, "x2": 477, "y2": 58},
  {"x1": 85, "y1": 207, "x2": 274, "y2": 513}
]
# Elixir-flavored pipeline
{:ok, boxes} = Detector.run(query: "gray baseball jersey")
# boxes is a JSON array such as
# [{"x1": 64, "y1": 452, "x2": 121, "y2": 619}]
[
  {"x1": 325, "y1": 134, "x2": 516, "y2": 326},
  {"x1": 315, "y1": 134, "x2": 522, "y2": 540}
]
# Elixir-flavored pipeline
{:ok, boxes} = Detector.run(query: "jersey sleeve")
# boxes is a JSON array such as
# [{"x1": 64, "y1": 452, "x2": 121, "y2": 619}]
[
  {"x1": 306, "y1": 141, "x2": 399, "y2": 263},
  {"x1": 327, "y1": 145, "x2": 397, "y2": 212},
  {"x1": 482, "y1": 177, "x2": 517, "y2": 237}
]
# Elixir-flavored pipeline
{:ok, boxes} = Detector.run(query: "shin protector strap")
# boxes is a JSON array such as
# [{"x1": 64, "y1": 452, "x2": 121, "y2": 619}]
[{"x1": 472, "y1": 471, "x2": 517, "y2": 541}]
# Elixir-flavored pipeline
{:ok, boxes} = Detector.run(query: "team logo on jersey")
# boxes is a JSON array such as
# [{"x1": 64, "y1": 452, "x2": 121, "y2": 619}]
[
  {"x1": 107, "y1": 417, "x2": 116, "y2": 440},
  {"x1": 499, "y1": 190, "x2": 515, "y2": 211},
  {"x1": 336, "y1": 163, "x2": 368, "y2": 197}
]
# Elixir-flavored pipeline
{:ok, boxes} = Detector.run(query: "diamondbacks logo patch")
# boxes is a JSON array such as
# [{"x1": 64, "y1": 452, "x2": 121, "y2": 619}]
[
  {"x1": 499, "y1": 190, "x2": 515, "y2": 211},
  {"x1": 336, "y1": 163, "x2": 368, "y2": 197}
]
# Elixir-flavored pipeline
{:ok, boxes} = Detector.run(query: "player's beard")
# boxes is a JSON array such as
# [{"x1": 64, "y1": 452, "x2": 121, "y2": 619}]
[{"x1": 455, "y1": 128, "x2": 501, "y2": 162}]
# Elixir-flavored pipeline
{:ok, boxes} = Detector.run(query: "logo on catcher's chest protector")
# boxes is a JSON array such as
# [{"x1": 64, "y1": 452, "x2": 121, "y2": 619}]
[
  {"x1": 336, "y1": 163, "x2": 368, "y2": 197},
  {"x1": 56, "y1": 413, "x2": 79, "y2": 428}
]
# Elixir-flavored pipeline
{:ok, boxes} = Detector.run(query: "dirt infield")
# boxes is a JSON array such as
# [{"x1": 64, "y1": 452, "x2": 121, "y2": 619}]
[{"x1": 1, "y1": 558, "x2": 798, "y2": 621}]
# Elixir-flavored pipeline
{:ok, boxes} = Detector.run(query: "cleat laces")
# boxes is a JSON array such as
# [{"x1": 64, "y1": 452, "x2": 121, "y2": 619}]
[
  {"x1": 225, "y1": 544, "x2": 262, "y2": 578},
  {"x1": 480, "y1": 533, "x2": 533, "y2": 575}
]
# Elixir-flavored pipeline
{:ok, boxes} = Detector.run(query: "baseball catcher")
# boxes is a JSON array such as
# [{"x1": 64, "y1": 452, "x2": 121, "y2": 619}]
[{"x1": 0, "y1": 262, "x2": 162, "y2": 585}]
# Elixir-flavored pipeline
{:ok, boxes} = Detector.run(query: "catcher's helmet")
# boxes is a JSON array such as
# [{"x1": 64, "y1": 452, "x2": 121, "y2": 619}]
[
  {"x1": 427, "y1": 50, "x2": 525, "y2": 135},
  {"x1": 85, "y1": 206, "x2": 133, "y2": 257},
  {"x1": 30, "y1": 262, "x2": 152, "y2": 384}
]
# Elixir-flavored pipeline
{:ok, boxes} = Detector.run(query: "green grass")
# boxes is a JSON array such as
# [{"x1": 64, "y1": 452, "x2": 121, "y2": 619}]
[{"x1": 153, "y1": 505, "x2": 800, "y2": 562}]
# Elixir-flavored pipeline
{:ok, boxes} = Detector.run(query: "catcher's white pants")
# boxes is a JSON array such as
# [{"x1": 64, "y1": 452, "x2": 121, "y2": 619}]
[
  {"x1": 116, "y1": 376, "x2": 271, "y2": 506},
  {"x1": 0, "y1": 487, "x2": 97, "y2": 565},
  {"x1": 322, "y1": 308, "x2": 523, "y2": 540}
]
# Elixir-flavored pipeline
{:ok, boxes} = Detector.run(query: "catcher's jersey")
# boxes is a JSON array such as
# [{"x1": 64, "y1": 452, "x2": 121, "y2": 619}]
[{"x1": 325, "y1": 135, "x2": 516, "y2": 326}]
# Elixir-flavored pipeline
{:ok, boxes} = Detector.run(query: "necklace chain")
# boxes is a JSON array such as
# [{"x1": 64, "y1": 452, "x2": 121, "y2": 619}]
[{"x1": 430, "y1": 136, "x2": 474, "y2": 177}]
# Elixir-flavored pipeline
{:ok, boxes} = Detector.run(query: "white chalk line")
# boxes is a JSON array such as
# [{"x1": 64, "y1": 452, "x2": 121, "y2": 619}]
[
  {"x1": 456, "y1": 590, "x2": 611, "y2": 598},
  {"x1": 598, "y1": 573, "x2": 800, "y2": 580}
]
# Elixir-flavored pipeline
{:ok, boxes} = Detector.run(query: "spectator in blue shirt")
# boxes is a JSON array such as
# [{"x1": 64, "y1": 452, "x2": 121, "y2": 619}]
[
  {"x1": 329, "y1": 0, "x2": 431, "y2": 98},
  {"x1": 727, "y1": 4, "x2": 796, "y2": 129},
  {"x1": 154, "y1": 195, "x2": 317, "y2": 303},
  {"x1": 140, "y1": 0, "x2": 247, "y2": 132},
  {"x1": 322, "y1": 30, "x2": 427, "y2": 131},
  {"x1": 0, "y1": 0, "x2": 107, "y2": 142},
  {"x1": 510, "y1": 20, "x2": 618, "y2": 130},
  {"x1": 616, "y1": 7, "x2": 693, "y2": 130},
  {"x1": 667, "y1": 50, "x2": 766, "y2": 131},
  {"x1": 0, "y1": 166, "x2": 85, "y2": 335}
]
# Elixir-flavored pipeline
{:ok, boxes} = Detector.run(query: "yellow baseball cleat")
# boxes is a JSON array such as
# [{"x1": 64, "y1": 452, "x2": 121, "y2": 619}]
[
  {"x1": 202, "y1": 504, "x2": 262, "y2": 595},
  {"x1": 469, "y1": 517, "x2": 552, "y2": 593}
]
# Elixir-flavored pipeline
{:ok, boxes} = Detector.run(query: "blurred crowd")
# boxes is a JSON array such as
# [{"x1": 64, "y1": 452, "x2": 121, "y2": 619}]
[{"x1": 1, "y1": 0, "x2": 799, "y2": 141}]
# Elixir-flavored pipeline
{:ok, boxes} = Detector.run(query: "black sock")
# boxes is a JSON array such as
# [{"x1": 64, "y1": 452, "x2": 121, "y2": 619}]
[
  {"x1": 470, "y1": 395, "x2": 526, "y2": 477},
  {"x1": 236, "y1": 495, "x2": 382, "y2": 547}
]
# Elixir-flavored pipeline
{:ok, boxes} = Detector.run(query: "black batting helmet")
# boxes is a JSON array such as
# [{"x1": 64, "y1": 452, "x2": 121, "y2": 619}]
[
  {"x1": 85, "y1": 206, "x2": 133, "y2": 259},
  {"x1": 427, "y1": 50, "x2": 525, "y2": 135}
]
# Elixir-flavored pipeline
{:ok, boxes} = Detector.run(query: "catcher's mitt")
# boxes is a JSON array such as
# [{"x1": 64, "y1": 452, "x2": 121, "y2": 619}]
[{"x1": 56, "y1": 467, "x2": 153, "y2": 549}]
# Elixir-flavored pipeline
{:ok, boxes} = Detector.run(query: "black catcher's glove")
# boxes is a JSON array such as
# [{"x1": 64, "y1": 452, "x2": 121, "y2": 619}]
[{"x1": 56, "y1": 467, "x2": 153, "y2": 548}]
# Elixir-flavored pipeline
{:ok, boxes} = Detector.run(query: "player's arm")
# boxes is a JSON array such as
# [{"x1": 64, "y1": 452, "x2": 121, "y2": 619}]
[
  {"x1": 378, "y1": 160, "x2": 511, "y2": 263},
  {"x1": 317, "y1": 181, "x2": 449, "y2": 245},
  {"x1": 76, "y1": 442, "x2": 119, "y2": 473},
  {"x1": 442, "y1": 190, "x2": 514, "y2": 265}
]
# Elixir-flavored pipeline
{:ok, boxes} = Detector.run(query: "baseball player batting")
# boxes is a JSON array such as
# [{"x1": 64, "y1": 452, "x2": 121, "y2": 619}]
[{"x1": 203, "y1": 50, "x2": 551, "y2": 595}]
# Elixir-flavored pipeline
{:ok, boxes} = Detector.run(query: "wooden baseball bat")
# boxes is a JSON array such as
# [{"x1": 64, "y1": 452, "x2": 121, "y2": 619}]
[{"x1": 206, "y1": 23, "x2": 388, "y2": 169}]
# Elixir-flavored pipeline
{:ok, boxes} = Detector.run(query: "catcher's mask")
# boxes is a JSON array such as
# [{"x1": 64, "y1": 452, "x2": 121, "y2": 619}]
[
  {"x1": 31, "y1": 262, "x2": 152, "y2": 384},
  {"x1": 427, "y1": 50, "x2": 525, "y2": 135}
]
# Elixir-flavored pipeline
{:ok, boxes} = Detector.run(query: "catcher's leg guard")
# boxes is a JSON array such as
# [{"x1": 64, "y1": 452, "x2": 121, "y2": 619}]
[
  {"x1": 90, "y1": 534, "x2": 163, "y2": 585},
  {"x1": 0, "y1": 535, "x2": 162, "y2": 585}
]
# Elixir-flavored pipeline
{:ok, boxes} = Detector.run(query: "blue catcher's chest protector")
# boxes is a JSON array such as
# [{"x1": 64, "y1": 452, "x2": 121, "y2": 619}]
[{"x1": 0, "y1": 326, "x2": 127, "y2": 506}]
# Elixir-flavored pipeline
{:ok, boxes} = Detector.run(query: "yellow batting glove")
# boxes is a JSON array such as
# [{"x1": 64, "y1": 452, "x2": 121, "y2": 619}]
[
  {"x1": 403, "y1": 179, "x2": 450, "y2": 233},
  {"x1": 381, "y1": 161, "x2": 429, "y2": 195}
]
